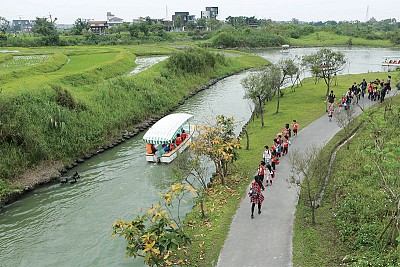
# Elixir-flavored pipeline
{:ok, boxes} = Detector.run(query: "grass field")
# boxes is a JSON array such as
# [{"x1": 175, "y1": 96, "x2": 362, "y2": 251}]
[{"x1": 289, "y1": 31, "x2": 394, "y2": 47}]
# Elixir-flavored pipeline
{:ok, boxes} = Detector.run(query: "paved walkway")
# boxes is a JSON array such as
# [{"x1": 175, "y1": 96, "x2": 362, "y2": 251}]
[{"x1": 217, "y1": 92, "x2": 397, "y2": 267}]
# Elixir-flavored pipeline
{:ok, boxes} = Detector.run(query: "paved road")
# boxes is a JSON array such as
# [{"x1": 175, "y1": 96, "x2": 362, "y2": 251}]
[{"x1": 217, "y1": 91, "x2": 397, "y2": 267}]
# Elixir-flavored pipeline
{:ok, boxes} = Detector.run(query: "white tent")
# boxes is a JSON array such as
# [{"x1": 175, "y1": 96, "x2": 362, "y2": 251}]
[{"x1": 143, "y1": 113, "x2": 193, "y2": 144}]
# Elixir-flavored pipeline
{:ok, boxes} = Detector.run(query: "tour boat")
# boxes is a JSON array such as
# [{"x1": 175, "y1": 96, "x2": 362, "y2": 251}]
[
  {"x1": 281, "y1": 44, "x2": 290, "y2": 53},
  {"x1": 382, "y1": 56, "x2": 400, "y2": 72},
  {"x1": 143, "y1": 113, "x2": 194, "y2": 163}
]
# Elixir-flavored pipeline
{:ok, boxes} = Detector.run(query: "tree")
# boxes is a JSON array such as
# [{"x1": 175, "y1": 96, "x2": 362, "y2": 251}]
[
  {"x1": 302, "y1": 48, "x2": 346, "y2": 97},
  {"x1": 71, "y1": 18, "x2": 90, "y2": 35},
  {"x1": 139, "y1": 23, "x2": 150, "y2": 36},
  {"x1": 206, "y1": 18, "x2": 222, "y2": 31},
  {"x1": 333, "y1": 106, "x2": 356, "y2": 146},
  {"x1": 171, "y1": 152, "x2": 210, "y2": 218},
  {"x1": 276, "y1": 59, "x2": 300, "y2": 113},
  {"x1": 129, "y1": 24, "x2": 140, "y2": 38},
  {"x1": 196, "y1": 18, "x2": 206, "y2": 28},
  {"x1": 190, "y1": 115, "x2": 240, "y2": 186},
  {"x1": 241, "y1": 70, "x2": 275, "y2": 127},
  {"x1": 32, "y1": 17, "x2": 60, "y2": 46},
  {"x1": 289, "y1": 146, "x2": 326, "y2": 225},
  {"x1": 113, "y1": 184, "x2": 193, "y2": 266},
  {"x1": 174, "y1": 16, "x2": 182, "y2": 30},
  {"x1": 0, "y1": 16, "x2": 10, "y2": 34}
]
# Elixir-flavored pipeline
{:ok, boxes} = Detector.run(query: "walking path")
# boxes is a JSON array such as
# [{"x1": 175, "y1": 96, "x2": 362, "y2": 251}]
[{"x1": 217, "y1": 91, "x2": 397, "y2": 267}]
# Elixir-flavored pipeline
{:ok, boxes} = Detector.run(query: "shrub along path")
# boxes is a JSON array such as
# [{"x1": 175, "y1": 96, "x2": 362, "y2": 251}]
[{"x1": 217, "y1": 91, "x2": 397, "y2": 267}]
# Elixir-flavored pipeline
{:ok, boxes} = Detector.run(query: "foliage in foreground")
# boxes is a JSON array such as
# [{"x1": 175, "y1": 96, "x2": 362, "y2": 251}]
[
  {"x1": 190, "y1": 115, "x2": 240, "y2": 185},
  {"x1": 113, "y1": 184, "x2": 193, "y2": 266}
]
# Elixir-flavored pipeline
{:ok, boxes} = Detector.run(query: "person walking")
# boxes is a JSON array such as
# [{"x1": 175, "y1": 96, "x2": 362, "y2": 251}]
[
  {"x1": 248, "y1": 176, "x2": 265, "y2": 219},
  {"x1": 292, "y1": 120, "x2": 299, "y2": 136},
  {"x1": 257, "y1": 161, "x2": 266, "y2": 185},
  {"x1": 263, "y1": 146, "x2": 271, "y2": 166},
  {"x1": 265, "y1": 168, "x2": 273, "y2": 187},
  {"x1": 380, "y1": 83, "x2": 388, "y2": 103},
  {"x1": 360, "y1": 78, "x2": 367, "y2": 97},
  {"x1": 328, "y1": 103, "x2": 334, "y2": 122}
]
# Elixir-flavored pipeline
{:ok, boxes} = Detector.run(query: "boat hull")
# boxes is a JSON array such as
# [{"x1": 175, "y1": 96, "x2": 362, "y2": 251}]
[
  {"x1": 382, "y1": 63, "x2": 400, "y2": 72},
  {"x1": 145, "y1": 135, "x2": 192, "y2": 163}
]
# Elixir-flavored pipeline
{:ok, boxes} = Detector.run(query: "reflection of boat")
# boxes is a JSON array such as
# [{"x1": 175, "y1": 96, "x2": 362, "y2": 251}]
[
  {"x1": 143, "y1": 113, "x2": 194, "y2": 163},
  {"x1": 281, "y1": 44, "x2": 289, "y2": 53},
  {"x1": 382, "y1": 56, "x2": 400, "y2": 72}
]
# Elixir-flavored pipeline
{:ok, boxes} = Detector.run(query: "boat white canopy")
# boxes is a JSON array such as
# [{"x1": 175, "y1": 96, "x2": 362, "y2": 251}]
[{"x1": 143, "y1": 113, "x2": 193, "y2": 144}]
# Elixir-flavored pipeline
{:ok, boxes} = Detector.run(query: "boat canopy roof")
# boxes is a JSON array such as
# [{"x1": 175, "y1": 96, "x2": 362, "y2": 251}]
[{"x1": 143, "y1": 113, "x2": 193, "y2": 144}]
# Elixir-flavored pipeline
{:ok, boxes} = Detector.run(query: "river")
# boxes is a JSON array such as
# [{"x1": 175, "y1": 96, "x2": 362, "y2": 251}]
[{"x1": 0, "y1": 47, "x2": 398, "y2": 267}]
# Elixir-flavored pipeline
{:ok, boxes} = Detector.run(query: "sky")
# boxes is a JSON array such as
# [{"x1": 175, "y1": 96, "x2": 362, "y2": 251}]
[{"x1": 2, "y1": 0, "x2": 400, "y2": 24}]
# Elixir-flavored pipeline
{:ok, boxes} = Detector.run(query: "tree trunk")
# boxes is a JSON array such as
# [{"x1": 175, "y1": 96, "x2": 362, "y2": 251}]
[
  {"x1": 276, "y1": 90, "x2": 280, "y2": 113},
  {"x1": 325, "y1": 77, "x2": 331, "y2": 97},
  {"x1": 244, "y1": 129, "x2": 249, "y2": 150},
  {"x1": 200, "y1": 198, "x2": 205, "y2": 218},
  {"x1": 258, "y1": 97, "x2": 264, "y2": 127},
  {"x1": 311, "y1": 204, "x2": 316, "y2": 225}
]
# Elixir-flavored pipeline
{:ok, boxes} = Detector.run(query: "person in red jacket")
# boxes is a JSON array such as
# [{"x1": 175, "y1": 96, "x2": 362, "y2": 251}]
[
  {"x1": 175, "y1": 134, "x2": 182, "y2": 146},
  {"x1": 292, "y1": 120, "x2": 299, "y2": 136},
  {"x1": 283, "y1": 136, "x2": 291, "y2": 155},
  {"x1": 180, "y1": 130, "x2": 188, "y2": 141},
  {"x1": 248, "y1": 176, "x2": 265, "y2": 219}
]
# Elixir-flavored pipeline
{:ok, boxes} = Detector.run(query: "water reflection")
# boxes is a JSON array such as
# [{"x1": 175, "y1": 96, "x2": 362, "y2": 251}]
[
  {"x1": 128, "y1": 56, "x2": 168, "y2": 76},
  {"x1": 253, "y1": 46, "x2": 400, "y2": 75}
]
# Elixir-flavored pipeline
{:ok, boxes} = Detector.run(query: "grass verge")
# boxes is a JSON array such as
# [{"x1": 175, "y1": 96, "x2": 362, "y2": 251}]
[{"x1": 182, "y1": 71, "x2": 399, "y2": 266}]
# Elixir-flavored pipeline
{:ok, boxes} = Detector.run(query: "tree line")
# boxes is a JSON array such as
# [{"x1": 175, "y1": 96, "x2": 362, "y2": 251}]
[{"x1": 1, "y1": 15, "x2": 400, "y2": 46}]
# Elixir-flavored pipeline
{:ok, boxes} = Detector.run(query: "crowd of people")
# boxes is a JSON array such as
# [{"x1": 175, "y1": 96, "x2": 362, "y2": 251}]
[
  {"x1": 325, "y1": 75, "x2": 392, "y2": 121},
  {"x1": 248, "y1": 120, "x2": 298, "y2": 218},
  {"x1": 146, "y1": 129, "x2": 188, "y2": 161},
  {"x1": 247, "y1": 75, "x2": 395, "y2": 218}
]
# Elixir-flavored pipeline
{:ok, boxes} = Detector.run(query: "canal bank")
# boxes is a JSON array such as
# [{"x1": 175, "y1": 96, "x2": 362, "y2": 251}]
[
  {"x1": 0, "y1": 48, "x2": 267, "y2": 207},
  {"x1": 0, "y1": 71, "x2": 251, "y2": 208},
  {"x1": 0, "y1": 67, "x2": 262, "y2": 266}
]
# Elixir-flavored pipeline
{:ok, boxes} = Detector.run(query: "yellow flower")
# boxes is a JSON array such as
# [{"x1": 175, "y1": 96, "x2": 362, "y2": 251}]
[
  {"x1": 185, "y1": 185, "x2": 197, "y2": 195},
  {"x1": 142, "y1": 241, "x2": 155, "y2": 254},
  {"x1": 171, "y1": 184, "x2": 183, "y2": 192}
]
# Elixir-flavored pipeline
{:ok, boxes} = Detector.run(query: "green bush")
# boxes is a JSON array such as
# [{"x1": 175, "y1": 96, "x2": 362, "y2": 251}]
[
  {"x1": 211, "y1": 29, "x2": 287, "y2": 48},
  {"x1": 52, "y1": 85, "x2": 77, "y2": 110},
  {"x1": 165, "y1": 48, "x2": 226, "y2": 74}
]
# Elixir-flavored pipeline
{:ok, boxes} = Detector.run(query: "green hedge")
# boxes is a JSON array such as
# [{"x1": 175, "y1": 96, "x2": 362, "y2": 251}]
[{"x1": 210, "y1": 29, "x2": 287, "y2": 48}]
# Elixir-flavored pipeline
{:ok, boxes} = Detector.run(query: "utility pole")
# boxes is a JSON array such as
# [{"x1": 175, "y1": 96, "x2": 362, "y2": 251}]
[{"x1": 365, "y1": 5, "x2": 369, "y2": 22}]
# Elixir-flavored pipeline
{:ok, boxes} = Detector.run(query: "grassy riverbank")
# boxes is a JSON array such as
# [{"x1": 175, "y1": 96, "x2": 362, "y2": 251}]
[
  {"x1": 182, "y1": 71, "x2": 399, "y2": 266},
  {"x1": 293, "y1": 95, "x2": 400, "y2": 267},
  {"x1": 288, "y1": 31, "x2": 394, "y2": 47},
  {"x1": 0, "y1": 47, "x2": 268, "y2": 204}
]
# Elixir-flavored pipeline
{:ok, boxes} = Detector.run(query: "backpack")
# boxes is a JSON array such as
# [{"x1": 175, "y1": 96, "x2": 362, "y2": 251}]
[{"x1": 250, "y1": 183, "x2": 260, "y2": 198}]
